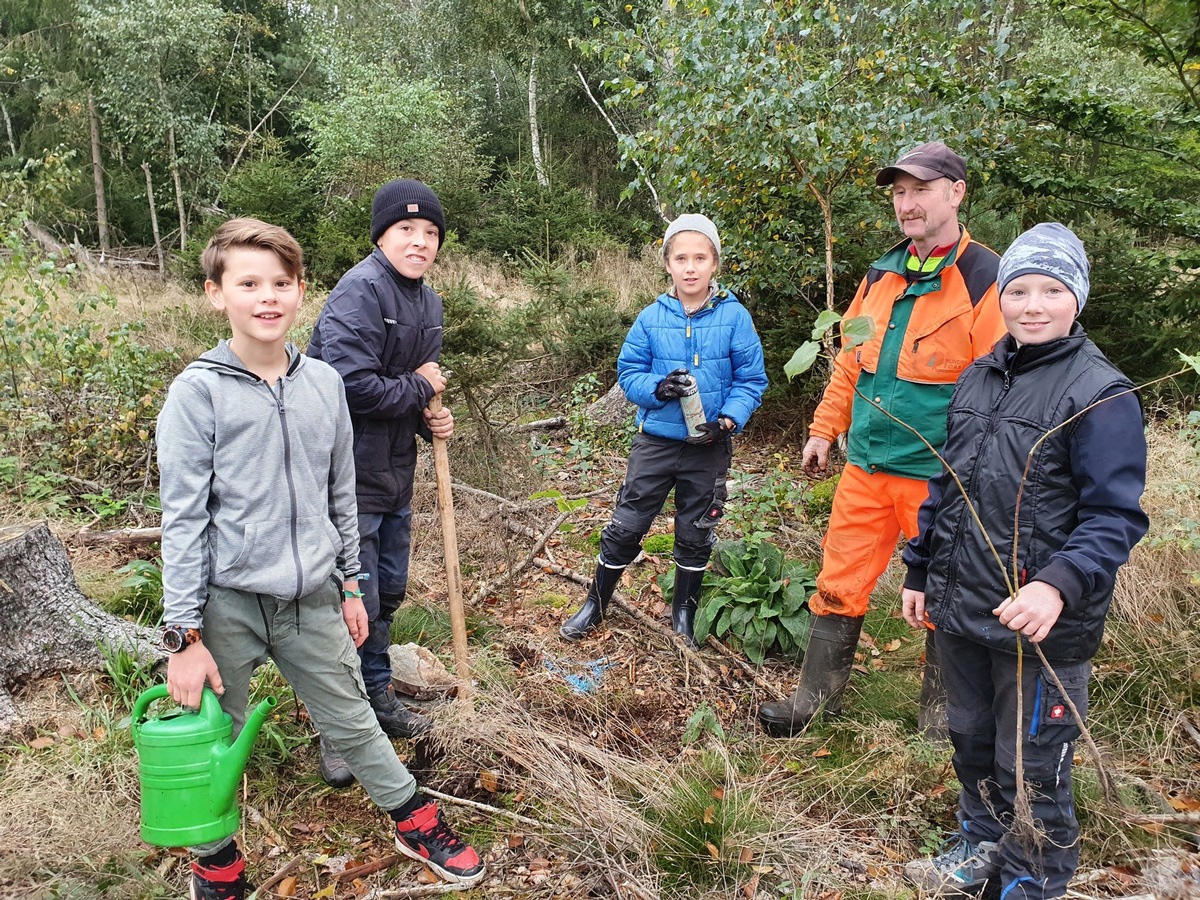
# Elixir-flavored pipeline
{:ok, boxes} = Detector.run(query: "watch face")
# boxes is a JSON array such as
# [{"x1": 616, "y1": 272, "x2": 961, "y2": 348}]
[{"x1": 163, "y1": 628, "x2": 185, "y2": 652}]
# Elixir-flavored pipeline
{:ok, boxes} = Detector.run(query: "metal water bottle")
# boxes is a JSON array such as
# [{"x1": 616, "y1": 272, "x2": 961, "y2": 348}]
[{"x1": 676, "y1": 374, "x2": 706, "y2": 439}]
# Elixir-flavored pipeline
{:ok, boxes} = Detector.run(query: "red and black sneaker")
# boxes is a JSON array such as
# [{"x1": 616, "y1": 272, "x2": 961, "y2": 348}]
[
  {"x1": 394, "y1": 800, "x2": 486, "y2": 886},
  {"x1": 189, "y1": 851, "x2": 249, "y2": 900}
]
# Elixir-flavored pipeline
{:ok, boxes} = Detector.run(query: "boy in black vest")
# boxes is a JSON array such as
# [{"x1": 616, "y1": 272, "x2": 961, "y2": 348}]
[{"x1": 899, "y1": 223, "x2": 1149, "y2": 899}]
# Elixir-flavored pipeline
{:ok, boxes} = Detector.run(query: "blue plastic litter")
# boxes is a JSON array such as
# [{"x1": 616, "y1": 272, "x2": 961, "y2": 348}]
[{"x1": 543, "y1": 656, "x2": 617, "y2": 694}]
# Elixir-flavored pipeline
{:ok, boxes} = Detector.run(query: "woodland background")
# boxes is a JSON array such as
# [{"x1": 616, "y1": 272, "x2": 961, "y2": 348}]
[{"x1": 1, "y1": 1, "x2": 1199, "y2": 899}]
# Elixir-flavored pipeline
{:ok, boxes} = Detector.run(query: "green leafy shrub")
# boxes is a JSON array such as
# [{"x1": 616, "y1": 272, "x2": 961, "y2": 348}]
[
  {"x1": 660, "y1": 539, "x2": 817, "y2": 664},
  {"x1": 0, "y1": 227, "x2": 174, "y2": 513},
  {"x1": 106, "y1": 558, "x2": 164, "y2": 623}
]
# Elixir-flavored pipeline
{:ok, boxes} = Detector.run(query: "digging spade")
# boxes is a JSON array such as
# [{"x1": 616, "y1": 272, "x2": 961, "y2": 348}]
[{"x1": 427, "y1": 391, "x2": 473, "y2": 704}]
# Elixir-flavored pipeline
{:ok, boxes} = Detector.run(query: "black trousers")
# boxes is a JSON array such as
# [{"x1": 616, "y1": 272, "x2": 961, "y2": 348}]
[
  {"x1": 599, "y1": 432, "x2": 732, "y2": 569},
  {"x1": 937, "y1": 629, "x2": 1091, "y2": 900}
]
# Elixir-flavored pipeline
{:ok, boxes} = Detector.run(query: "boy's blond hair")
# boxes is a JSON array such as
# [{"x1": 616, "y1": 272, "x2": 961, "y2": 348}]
[{"x1": 201, "y1": 217, "x2": 305, "y2": 285}]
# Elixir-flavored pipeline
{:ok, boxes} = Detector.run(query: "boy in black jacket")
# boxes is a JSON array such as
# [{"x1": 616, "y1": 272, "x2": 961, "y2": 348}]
[
  {"x1": 899, "y1": 223, "x2": 1149, "y2": 899},
  {"x1": 308, "y1": 180, "x2": 451, "y2": 784}
]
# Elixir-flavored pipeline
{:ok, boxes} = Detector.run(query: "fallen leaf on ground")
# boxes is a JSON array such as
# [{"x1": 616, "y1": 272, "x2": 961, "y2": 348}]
[
  {"x1": 703, "y1": 805, "x2": 715, "y2": 824},
  {"x1": 28, "y1": 737, "x2": 54, "y2": 750},
  {"x1": 813, "y1": 747, "x2": 831, "y2": 758},
  {"x1": 479, "y1": 769, "x2": 499, "y2": 792},
  {"x1": 739, "y1": 847, "x2": 754, "y2": 864},
  {"x1": 507, "y1": 833, "x2": 525, "y2": 849},
  {"x1": 705, "y1": 842, "x2": 721, "y2": 860},
  {"x1": 883, "y1": 639, "x2": 902, "y2": 652},
  {"x1": 741, "y1": 872, "x2": 761, "y2": 898},
  {"x1": 277, "y1": 875, "x2": 297, "y2": 897}
]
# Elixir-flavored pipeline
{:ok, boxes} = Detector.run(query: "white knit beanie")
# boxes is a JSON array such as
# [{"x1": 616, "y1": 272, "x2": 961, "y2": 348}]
[{"x1": 663, "y1": 214, "x2": 721, "y2": 260}]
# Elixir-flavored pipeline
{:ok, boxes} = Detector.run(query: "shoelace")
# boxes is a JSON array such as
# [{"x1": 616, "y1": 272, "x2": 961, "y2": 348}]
[{"x1": 404, "y1": 808, "x2": 464, "y2": 851}]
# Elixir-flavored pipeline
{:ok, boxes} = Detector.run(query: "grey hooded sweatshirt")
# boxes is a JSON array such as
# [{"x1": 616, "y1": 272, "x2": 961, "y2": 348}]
[{"x1": 157, "y1": 340, "x2": 361, "y2": 628}]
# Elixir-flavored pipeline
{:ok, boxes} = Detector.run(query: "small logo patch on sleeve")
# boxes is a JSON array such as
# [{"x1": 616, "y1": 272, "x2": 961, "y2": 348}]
[{"x1": 1050, "y1": 704, "x2": 1066, "y2": 719}]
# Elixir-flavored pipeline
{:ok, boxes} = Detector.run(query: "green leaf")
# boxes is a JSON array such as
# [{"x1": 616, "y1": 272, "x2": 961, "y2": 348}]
[
  {"x1": 842, "y1": 315, "x2": 876, "y2": 348},
  {"x1": 784, "y1": 342, "x2": 821, "y2": 380},
  {"x1": 810, "y1": 309, "x2": 843, "y2": 341},
  {"x1": 1178, "y1": 349, "x2": 1200, "y2": 374}
]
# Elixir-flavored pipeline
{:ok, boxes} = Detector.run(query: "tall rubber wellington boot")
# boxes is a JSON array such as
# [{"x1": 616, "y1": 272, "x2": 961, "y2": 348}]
[
  {"x1": 917, "y1": 628, "x2": 949, "y2": 744},
  {"x1": 560, "y1": 563, "x2": 625, "y2": 641},
  {"x1": 671, "y1": 566, "x2": 706, "y2": 648},
  {"x1": 757, "y1": 612, "x2": 865, "y2": 737}
]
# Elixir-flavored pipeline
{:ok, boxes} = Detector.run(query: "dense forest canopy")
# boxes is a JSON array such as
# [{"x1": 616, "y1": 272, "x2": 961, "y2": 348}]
[{"x1": 3, "y1": 0, "x2": 1200, "y2": 387}]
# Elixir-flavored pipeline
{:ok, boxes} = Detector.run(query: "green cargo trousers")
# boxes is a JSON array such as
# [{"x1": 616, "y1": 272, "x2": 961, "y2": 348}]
[{"x1": 192, "y1": 577, "x2": 417, "y2": 855}]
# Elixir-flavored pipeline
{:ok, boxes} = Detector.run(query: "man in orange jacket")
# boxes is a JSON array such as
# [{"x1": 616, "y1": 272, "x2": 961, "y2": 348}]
[{"x1": 759, "y1": 142, "x2": 1007, "y2": 737}]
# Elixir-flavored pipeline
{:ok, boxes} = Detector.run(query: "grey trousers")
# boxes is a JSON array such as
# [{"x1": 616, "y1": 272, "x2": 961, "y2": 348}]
[{"x1": 192, "y1": 578, "x2": 416, "y2": 855}]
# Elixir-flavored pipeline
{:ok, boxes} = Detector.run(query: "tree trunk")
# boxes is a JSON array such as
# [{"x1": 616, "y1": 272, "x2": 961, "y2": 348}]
[
  {"x1": 0, "y1": 523, "x2": 162, "y2": 734},
  {"x1": 142, "y1": 162, "x2": 165, "y2": 274},
  {"x1": 1, "y1": 101, "x2": 16, "y2": 157},
  {"x1": 528, "y1": 51, "x2": 549, "y2": 188},
  {"x1": 167, "y1": 122, "x2": 187, "y2": 251},
  {"x1": 88, "y1": 92, "x2": 111, "y2": 259}
]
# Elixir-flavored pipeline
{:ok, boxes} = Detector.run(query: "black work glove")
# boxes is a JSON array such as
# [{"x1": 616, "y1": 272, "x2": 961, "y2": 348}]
[
  {"x1": 686, "y1": 418, "x2": 734, "y2": 445},
  {"x1": 654, "y1": 367, "x2": 692, "y2": 402}
]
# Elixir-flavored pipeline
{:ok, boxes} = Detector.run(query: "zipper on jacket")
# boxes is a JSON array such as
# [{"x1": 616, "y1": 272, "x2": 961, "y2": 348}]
[
  {"x1": 936, "y1": 363, "x2": 1016, "y2": 621},
  {"x1": 273, "y1": 378, "x2": 306, "y2": 606}
]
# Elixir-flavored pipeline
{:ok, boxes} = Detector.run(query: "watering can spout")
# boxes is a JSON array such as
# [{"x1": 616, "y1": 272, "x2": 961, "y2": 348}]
[{"x1": 210, "y1": 696, "x2": 277, "y2": 814}]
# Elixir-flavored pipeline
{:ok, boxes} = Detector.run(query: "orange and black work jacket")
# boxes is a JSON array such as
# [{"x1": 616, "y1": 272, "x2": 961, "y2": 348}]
[{"x1": 809, "y1": 227, "x2": 1005, "y2": 480}]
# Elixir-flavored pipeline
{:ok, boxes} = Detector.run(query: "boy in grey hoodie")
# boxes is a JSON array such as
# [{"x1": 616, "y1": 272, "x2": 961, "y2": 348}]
[{"x1": 156, "y1": 218, "x2": 485, "y2": 899}]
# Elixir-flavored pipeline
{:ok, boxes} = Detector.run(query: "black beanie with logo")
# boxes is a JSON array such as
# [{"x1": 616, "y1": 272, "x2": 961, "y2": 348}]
[{"x1": 370, "y1": 179, "x2": 446, "y2": 246}]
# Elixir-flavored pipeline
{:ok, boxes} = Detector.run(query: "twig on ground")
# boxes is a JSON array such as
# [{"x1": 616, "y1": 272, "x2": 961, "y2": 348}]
[
  {"x1": 510, "y1": 416, "x2": 567, "y2": 432},
  {"x1": 335, "y1": 853, "x2": 400, "y2": 882},
  {"x1": 75, "y1": 525, "x2": 162, "y2": 546},
  {"x1": 704, "y1": 635, "x2": 787, "y2": 701},
  {"x1": 1178, "y1": 713, "x2": 1200, "y2": 755},
  {"x1": 255, "y1": 853, "x2": 304, "y2": 892},
  {"x1": 532, "y1": 556, "x2": 721, "y2": 684},
  {"x1": 421, "y1": 786, "x2": 548, "y2": 829},
  {"x1": 471, "y1": 508, "x2": 574, "y2": 605},
  {"x1": 369, "y1": 883, "x2": 473, "y2": 897},
  {"x1": 1122, "y1": 810, "x2": 1200, "y2": 825}
]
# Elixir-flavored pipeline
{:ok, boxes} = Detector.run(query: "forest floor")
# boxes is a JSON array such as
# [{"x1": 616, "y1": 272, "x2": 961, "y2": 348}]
[{"x1": 3, "y1": 426, "x2": 1200, "y2": 900}]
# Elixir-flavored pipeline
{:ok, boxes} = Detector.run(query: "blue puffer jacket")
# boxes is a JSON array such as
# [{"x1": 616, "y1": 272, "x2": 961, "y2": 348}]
[{"x1": 618, "y1": 286, "x2": 767, "y2": 441}]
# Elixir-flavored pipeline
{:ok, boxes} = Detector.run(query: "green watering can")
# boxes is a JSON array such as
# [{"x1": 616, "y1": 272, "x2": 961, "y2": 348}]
[{"x1": 131, "y1": 684, "x2": 276, "y2": 847}]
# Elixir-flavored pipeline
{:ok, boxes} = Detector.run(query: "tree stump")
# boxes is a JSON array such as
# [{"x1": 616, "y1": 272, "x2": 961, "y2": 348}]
[
  {"x1": 0, "y1": 523, "x2": 162, "y2": 734},
  {"x1": 585, "y1": 381, "x2": 634, "y2": 429}
]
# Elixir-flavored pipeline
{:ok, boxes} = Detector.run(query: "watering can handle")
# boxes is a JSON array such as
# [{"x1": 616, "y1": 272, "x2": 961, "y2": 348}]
[
  {"x1": 132, "y1": 684, "x2": 220, "y2": 726},
  {"x1": 131, "y1": 684, "x2": 171, "y2": 726}
]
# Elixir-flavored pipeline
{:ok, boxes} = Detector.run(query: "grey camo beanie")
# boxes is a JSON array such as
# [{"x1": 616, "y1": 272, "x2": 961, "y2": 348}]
[
  {"x1": 998, "y1": 222, "x2": 1090, "y2": 311},
  {"x1": 663, "y1": 214, "x2": 721, "y2": 261}
]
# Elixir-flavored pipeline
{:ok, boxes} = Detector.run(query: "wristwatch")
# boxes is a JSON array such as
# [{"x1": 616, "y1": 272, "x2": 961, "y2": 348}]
[{"x1": 161, "y1": 625, "x2": 202, "y2": 653}]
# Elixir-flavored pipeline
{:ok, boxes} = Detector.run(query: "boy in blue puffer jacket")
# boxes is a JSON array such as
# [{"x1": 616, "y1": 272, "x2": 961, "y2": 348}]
[{"x1": 560, "y1": 214, "x2": 767, "y2": 646}]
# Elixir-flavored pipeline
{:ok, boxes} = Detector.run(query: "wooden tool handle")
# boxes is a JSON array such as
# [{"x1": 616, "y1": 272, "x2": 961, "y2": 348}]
[{"x1": 427, "y1": 394, "x2": 472, "y2": 702}]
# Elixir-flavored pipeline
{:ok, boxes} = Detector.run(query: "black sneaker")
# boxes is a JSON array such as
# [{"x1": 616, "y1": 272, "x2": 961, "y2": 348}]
[
  {"x1": 904, "y1": 835, "x2": 1001, "y2": 896},
  {"x1": 190, "y1": 851, "x2": 249, "y2": 900},
  {"x1": 318, "y1": 735, "x2": 355, "y2": 789},
  {"x1": 370, "y1": 686, "x2": 432, "y2": 738},
  {"x1": 394, "y1": 799, "x2": 486, "y2": 886}
]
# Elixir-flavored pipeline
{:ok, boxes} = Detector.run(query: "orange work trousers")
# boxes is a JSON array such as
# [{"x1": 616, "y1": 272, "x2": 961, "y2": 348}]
[{"x1": 810, "y1": 463, "x2": 932, "y2": 618}]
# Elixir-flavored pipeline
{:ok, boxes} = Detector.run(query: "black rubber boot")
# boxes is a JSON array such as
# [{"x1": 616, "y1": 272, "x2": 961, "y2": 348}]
[
  {"x1": 672, "y1": 566, "x2": 706, "y2": 648},
  {"x1": 758, "y1": 612, "x2": 865, "y2": 737},
  {"x1": 560, "y1": 563, "x2": 624, "y2": 641},
  {"x1": 917, "y1": 628, "x2": 949, "y2": 744}
]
